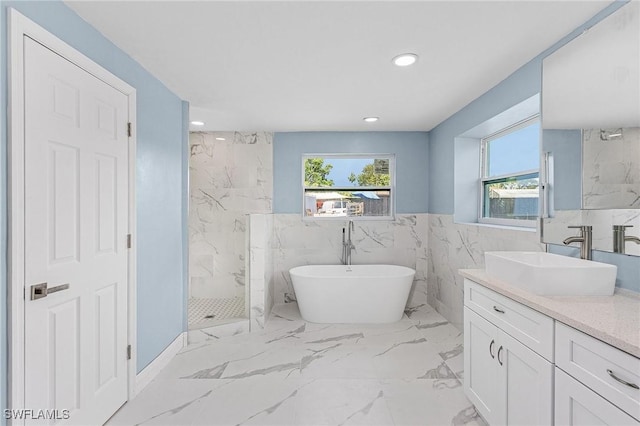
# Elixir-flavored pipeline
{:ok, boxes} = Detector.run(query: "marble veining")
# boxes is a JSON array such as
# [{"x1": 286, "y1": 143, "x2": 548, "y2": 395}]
[
  {"x1": 427, "y1": 214, "x2": 544, "y2": 329},
  {"x1": 248, "y1": 214, "x2": 275, "y2": 331},
  {"x1": 583, "y1": 127, "x2": 640, "y2": 209},
  {"x1": 189, "y1": 132, "x2": 273, "y2": 303},
  {"x1": 271, "y1": 214, "x2": 428, "y2": 307},
  {"x1": 418, "y1": 361, "x2": 457, "y2": 380},
  {"x1": 188, "y1": 320, "x2": 251, "y2": 345},
  {"x1": 107, "y1": 303, "x2": 485, "y2": 426}
]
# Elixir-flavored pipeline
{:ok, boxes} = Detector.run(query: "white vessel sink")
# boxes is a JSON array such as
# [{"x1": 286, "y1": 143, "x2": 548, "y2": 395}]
[{"x1": 484, "y1": 252, "x2": 617, "y2": 296}]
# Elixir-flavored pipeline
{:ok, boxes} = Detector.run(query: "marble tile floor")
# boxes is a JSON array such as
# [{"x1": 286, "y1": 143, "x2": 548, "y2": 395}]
[{"x1": 108, "y1": 303, "x2": 486, "y2": 426}]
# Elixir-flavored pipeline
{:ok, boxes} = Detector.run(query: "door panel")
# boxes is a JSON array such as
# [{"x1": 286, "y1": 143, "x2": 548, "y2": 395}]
[
  {"x1": 24, "y1": 36, "x2": 129, "y2": 425},
  {"x1": 51, "y1": 77, "x2": 80, "y2": 126},
  {"x1": 95, "y1": 154, "x2": 118, "y2": 254},
  {"x1": 49, "y1": 298, "x2": 80, "y2": 411},
  {"x1": 49, "y1": 142, "x2": 80, "y2": 263},
  {"x1": 95, "y1": 283, "x2": 118, "y2": 389}
]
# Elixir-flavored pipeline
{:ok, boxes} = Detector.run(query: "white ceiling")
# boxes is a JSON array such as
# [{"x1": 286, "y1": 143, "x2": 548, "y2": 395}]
[{"x1": 65, "y1": 1, "x2": 611, "y2": 132}]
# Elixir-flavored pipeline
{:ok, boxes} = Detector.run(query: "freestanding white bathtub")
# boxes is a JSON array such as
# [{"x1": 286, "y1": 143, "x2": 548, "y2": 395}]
[{"x1": 289, "y1": 264, "x2": 415, "y2": 324}]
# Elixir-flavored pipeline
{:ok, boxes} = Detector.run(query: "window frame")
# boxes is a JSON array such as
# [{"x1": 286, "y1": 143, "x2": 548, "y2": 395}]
[
  {"x1": 478, "y1": 115, "x2": 540, "y2": 228},
  {"x1": 301, "y1": 153, "x2": 396, "y2": 221}
]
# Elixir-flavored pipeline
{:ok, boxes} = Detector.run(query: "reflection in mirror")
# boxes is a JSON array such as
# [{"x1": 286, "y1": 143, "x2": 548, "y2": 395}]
[
  {"x1": 541, "y1": 1, "x2": 640, "y2": 256},
  {"x1": 543, "y1": 209, "x2": 640, "y2": 256},
  {"x1": 582, "y1": 128, "x2": 640, "y2": 209}
]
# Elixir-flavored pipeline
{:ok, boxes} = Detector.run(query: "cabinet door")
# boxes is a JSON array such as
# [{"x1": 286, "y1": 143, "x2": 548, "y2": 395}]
[
  {"x1": 556, "y1": 368, "x2": 639, "y2": 426},
  {"x1": 499, "y1": 331, "x2": 554, "y2": 426},
  {"x1": 556, "y1": 322, "x2": 640, "y2": 420},
  {"x1": 464, "y1": 307, "x2": 500, "y2": 425}
]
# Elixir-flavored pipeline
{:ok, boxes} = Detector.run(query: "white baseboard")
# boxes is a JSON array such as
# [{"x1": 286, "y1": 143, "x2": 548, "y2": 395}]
[{"x1": 134, "y1": 332, "x2": 186, "y2": 396}]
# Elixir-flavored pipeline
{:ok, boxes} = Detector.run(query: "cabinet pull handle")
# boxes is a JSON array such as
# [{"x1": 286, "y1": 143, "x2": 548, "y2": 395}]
[
  {"x1": 493, "y1": 306, "x2": 505, "y2": 314},
  {"x1": 489, "y1": 339, "x2": 495, "y2": 359},
  {"x1": 607, "y1": 369, "x2": 639, "y2": 390},
  {"x1": 497, "y1": 346, "x2": 504, "y2": 365}
]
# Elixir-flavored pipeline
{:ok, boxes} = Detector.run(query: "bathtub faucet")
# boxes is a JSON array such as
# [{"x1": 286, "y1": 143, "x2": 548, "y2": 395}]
[{"x1": 342, "y1": 220, "x2": 356, "y2": 265}]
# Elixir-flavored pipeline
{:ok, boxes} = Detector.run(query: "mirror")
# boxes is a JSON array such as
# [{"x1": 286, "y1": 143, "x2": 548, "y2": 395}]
[{"x1": 541, "y1": 1, "x2": 640, "y2": 256}]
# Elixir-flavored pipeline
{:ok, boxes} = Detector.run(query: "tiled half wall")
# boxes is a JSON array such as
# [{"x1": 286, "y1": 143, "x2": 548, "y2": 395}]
[
  {"x1": 249, "y1": 213, "x2": 546, "y2": 332},
  {"x1": 427, "y1": 214, "x2": 544, "y2": 330},
  {"x1": 248, "y1": 214, "x2": 429, "y2": 322}
]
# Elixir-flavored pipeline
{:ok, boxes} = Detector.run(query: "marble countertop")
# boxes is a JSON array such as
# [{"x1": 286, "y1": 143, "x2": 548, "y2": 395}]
[{"x1": 459, "y1": 269, "x2": 640, "y2": 358}]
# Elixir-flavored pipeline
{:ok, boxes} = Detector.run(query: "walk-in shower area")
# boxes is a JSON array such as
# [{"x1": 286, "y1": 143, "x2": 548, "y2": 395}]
[
  {"x1": 188, "y1": 297, "x2": 246, "y2": 328},
  {"x1": 188, "y1": 131, "x2": 273, "y2": 336}
]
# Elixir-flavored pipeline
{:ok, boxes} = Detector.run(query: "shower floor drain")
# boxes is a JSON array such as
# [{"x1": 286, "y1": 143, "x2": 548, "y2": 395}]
[{"x1": 188, "y1": 297, "x2": 245, "y2": 327}]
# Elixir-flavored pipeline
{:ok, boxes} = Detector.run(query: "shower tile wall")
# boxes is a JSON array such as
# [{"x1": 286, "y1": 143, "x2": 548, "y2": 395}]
[
  {"x1": 583, "y1": 127, "x2": 640, "y2": 209},
  {"x1": 270, "y1": 214, "x2": 429, "y2": 308},
  {"x1": 427, "y1": 214, "x2": 544, "y2": 329},
  {"x1": 248, "y1": 214, "x2": 274, "y2": 330},
  {"x1": 189, "y1": 132, "x2": 273, "y2": 301}
]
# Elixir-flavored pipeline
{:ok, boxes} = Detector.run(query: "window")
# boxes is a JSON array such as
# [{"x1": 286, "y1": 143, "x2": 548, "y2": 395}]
[
  {"x1": 302, "y1": 154, "x2": 394, "y2": 219},
  {"x1": 480, "y1": 117, "x2": 540, "y2": 227}
]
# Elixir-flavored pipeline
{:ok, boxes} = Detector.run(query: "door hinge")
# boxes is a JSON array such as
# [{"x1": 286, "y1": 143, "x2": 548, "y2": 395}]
[
  {"x1": 127, "y1": 122, "x2": 132, "y2": 137},
  {"x1": 127, "y1": 234, "x2": 132, "y2": 249},
  {"x1": 127, "y1": 344, "x2": 132, "y2": 360}
]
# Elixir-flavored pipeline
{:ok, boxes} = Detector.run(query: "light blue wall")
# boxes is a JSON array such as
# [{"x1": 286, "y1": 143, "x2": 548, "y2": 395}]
[
  {"x1": 542, "y1": 129, "x2": 582, "y2": 211},
  {"x1": 549, "y1": 245, "x2": 640, "y2": 293},
  {"x1": 453, "y1": 137, "x2": 481, "y2": 223},
  {"x1": 428, "y1": 0, "x2": 638, "y2": 293},
  {"x1": 182, "y1": 101, "x2": 190, "y2": 332},
  {"x1": 428, "y1": 59, "x2": 541, "y2": 214},
  {"x1": 273, "y1": 132, "x2": 429, "y2": 214},
  {"x1": 1, "y1": 1, "x2": 187, "y2": 414},
  {"x1": 428, "y1": 1, "x2": 628, "y2": 215}
]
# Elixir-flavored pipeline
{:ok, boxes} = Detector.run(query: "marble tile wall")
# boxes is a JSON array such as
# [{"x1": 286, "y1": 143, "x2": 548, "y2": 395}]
[
  {"x1": 248, "y1": 214, "x2": 274, "y2": 331},
  {"x1": 271, "y1": 214, "x2": 429, "y2": 308},
  {"x1": 427, "y1": 214, "x2": 544, "y2": 330},
  {"x1": 583, "y1": 127, "x2": 640, "y2": 209},
  {"x1": 543, "y1": 209, "x2": 640, "y2": 256},
  {"x1": 189, "y1": 132, "x2": 273, "y2": 302}
]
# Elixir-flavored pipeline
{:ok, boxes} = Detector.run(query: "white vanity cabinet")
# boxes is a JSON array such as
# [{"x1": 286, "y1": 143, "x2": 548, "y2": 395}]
[
  {"x1": 463, "y1": 275, "x2": 640, "y2": 426},
  {"x1": 464, "y1": 279, "x2": 554, "y2": 426},
  {"x1": 555, "y1": 323, "x2": 640, "y2": 425},
  {"x1": 555, "y1": 368, "x2": 638, "y2": 426}
]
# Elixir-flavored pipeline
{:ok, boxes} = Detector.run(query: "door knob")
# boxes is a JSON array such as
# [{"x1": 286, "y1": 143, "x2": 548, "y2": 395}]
[{"x1": 30, "y1": 282, "x2": 70, "y2": 300}]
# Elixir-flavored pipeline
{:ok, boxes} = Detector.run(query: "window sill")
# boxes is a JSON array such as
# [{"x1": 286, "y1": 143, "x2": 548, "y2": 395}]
[
  {"x1": 302, "y1": 215, "x2": 395, "y2": 222},
  {"x1": 455, "y1": 221, "x2": 538, "y2": 233}
]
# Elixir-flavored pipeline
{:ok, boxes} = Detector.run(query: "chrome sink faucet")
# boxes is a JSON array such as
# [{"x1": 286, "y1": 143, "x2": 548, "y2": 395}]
[
  {"x1": 613, "y1": 225, "x2": 640, "y2": 254},
  {"x1": 563, "y1": 225, "x2": 593, "y2": 260},
  {"x1": 341, "y1": 220, "x2": 355, "y2": 265}
]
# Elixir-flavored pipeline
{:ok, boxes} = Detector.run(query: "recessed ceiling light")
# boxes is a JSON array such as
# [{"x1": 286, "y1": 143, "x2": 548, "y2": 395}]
[
  {"x1": 191, "y1": 121, "x2": 205, "y2": 126},
  {"x1": 215, "y1": 137, "x2": 226, "y2": 141},
  {"x1": 392, "y1": 53, "x2": 418, "y2": 67},
  {"x1": 363, "y1": 117, "x2": 379, "y2": 123}
]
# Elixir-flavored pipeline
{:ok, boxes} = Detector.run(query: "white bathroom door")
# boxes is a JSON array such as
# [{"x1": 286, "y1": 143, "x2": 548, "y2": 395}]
[{"x1": 23, "y1": 36, "x2": 130, "y2": 425}]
